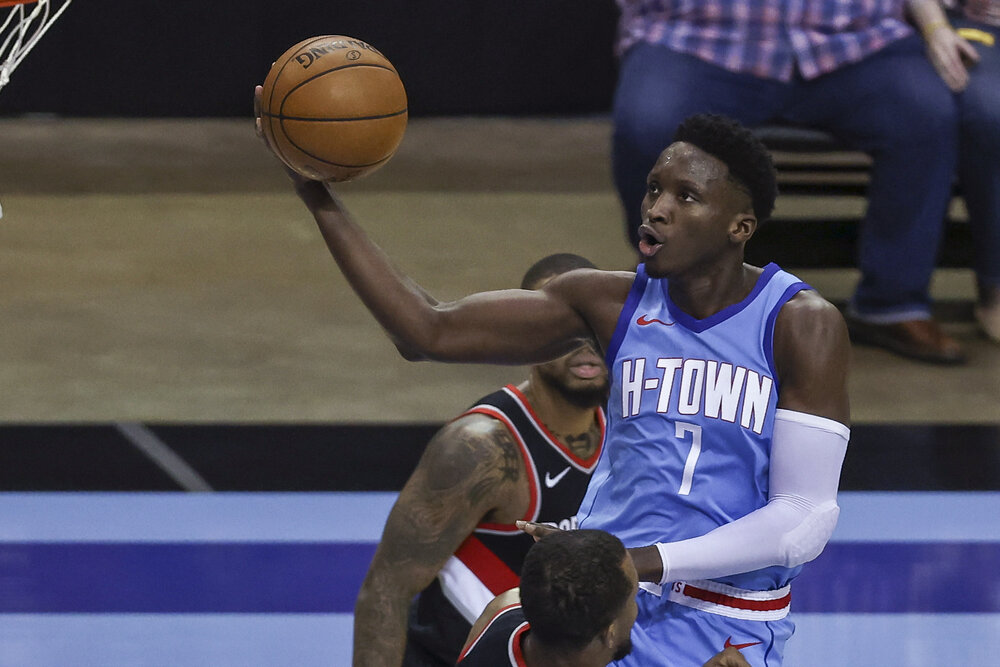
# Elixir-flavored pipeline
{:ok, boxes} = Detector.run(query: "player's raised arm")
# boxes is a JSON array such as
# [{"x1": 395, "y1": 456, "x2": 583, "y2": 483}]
[
  {"x1": 293, "y1": 174, "x2": 593, "y2": 364},
  {"x1": 254, "y1": 85, "x2": 628, "y2": 365}
]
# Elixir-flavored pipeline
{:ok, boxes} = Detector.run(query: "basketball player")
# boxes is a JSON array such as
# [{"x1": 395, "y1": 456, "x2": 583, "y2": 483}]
[
  {"x1": 458, "y1": 529, "x2": 750, "y2": 667},
  {"x1": 256, "y1": 101, "x2": 850, "y2": 666},
  {"x1": 353, "y1": 254, "x2": 610, "y2": 667}
]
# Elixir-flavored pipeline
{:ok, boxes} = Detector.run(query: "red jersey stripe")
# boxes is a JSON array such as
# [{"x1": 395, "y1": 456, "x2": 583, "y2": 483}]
[
  {"x1": 509, "y1": 621, "x2": 530, "y2": 666},
  {"x1": 454, "y1": 536, "x2": 520, "y2": 595}
]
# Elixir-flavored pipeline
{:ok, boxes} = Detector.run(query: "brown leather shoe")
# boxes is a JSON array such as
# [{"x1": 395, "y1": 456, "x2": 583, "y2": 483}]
[
  {"x1": 976, "y1": 304, "x2": 1000, "y2": 344},
  {"x1": 976, "y1": 284, "x2": 1000, "y2": 344},
  {"x1": 845, "y1": 316, "x2": 967, "y2": 364}
]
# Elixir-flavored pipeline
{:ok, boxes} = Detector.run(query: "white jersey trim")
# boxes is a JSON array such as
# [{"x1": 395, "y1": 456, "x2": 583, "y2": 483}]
[
  {"x1": 643, "y1": 579, "x2": 792, "y2": 621},
  {"x1": 459, "y1": 604, "x2": 521, "y2": 663},
  {"x1": 438, "y1": 555, "x2": 497, "y2": 624},
  {"x1": 507, "y1": 621, "x2": 529, "y2": 666}
]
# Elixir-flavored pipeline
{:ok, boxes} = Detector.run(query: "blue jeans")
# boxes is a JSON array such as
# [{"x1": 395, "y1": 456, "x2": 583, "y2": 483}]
[
  {"x1": 612, "y1": 35, "x2": 958, "y2": 320},
  {"x1": 953, "y1": 18, "x2": 1000, "y2": 291}
]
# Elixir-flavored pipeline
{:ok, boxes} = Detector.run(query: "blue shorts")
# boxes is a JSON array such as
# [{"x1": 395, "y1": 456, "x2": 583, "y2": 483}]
[{"x1": 613, "y1": 586, "x2": 795, "y2": 667}]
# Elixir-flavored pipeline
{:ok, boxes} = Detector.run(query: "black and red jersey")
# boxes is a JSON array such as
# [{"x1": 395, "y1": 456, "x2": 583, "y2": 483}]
[
  {"x1": 404, "y1": 385, "x2": 605, "y2": 666},
  {"x1": 457, "y1": 604, "x2": 530, "y2": 666}
]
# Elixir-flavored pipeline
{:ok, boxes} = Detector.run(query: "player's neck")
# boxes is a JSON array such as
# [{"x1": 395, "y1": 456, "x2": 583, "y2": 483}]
[
  {"x1": 519, "y1": 379, "x2": 599, "y2": 441},
  {"x1": 521, "y1": 633, "x2": 607, "y2": 666},
  {"x1": 667, "y1": 260, "x2": 760, "y2": 319}
]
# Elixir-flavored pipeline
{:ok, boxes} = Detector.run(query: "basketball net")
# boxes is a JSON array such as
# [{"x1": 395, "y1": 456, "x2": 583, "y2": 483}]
[
  {"x1": 0, "y1": 0, "x2": 72, "y2": 219},
  {"x1": 0, "y1": 0, "x2": 73, "y2": 92}
]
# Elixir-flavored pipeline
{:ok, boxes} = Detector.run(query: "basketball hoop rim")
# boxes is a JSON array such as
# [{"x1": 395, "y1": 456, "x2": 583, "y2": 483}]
[{"x1": 0, "y1": 0, "x2": 38, "y2": 6}]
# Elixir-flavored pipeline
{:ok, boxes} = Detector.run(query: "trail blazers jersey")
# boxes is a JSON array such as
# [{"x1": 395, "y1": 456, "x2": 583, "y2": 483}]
[
  {"x1": 457, "y1": 604, "x2": 529, "y2": 666},
  {"x1": 578, "y1": 262, "x2": 810, "y2": 592},
  {"x1": 405, "y1": 385, "x2": 605, "y2": 665}
]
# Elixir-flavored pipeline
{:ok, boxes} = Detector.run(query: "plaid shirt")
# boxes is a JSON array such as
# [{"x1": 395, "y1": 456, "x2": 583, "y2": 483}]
[{"x1": 617, "y1": 0, "x2": 913, "y2": 80}]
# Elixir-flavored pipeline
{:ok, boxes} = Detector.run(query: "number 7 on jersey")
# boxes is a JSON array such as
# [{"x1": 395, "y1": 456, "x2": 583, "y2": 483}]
[{"x1": 675, "y1": 422, "x2": 702, "y2": 495}]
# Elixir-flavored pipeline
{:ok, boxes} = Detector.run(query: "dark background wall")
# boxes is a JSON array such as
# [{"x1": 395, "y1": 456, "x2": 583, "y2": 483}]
[{"x1": 0, "y1": 1, "x2": 620, "y2": 117}]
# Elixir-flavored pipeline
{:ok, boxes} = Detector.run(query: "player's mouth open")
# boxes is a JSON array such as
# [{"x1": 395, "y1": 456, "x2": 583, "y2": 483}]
[
  {"x1": 571, "y1": 363, "x2": 604, "y2": 379},
  {"x1": 638, "y1": 227, "x2": 663, "y2": 257},
  {"x1": 568, "y1": 348, "x2": 605, "y2": 379}
]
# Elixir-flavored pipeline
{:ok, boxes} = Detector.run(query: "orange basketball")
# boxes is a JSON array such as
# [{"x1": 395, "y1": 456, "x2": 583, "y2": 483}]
[{"x1": 260, "y1": 35, "x2": 407, "y2": 182}]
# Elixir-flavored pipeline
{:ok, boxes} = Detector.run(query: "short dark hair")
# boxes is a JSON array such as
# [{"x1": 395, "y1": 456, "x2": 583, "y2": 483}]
[
  {"x1": 519, "y1": 529, "x2": 631, "y2": 651},
  {"x1": 673, "y1": 113, "x2": 778, "y2": 223},
  {"x1": 521, "y1": 253, "x2": 596, "y2": 290}
]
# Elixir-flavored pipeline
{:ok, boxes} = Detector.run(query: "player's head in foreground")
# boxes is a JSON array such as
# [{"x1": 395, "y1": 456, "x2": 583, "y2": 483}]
[{"x1": 520, "y1": 529, "x2": 638, "y2": 662}]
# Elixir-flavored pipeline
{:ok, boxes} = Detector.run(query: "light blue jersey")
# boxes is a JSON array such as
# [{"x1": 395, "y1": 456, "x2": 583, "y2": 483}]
[
  {"x1": 579, "y1": 263, "x2": 811, "y2": 666},
  {"x1": 579, "y1": 262, "x2": 810, "y2": 592}
]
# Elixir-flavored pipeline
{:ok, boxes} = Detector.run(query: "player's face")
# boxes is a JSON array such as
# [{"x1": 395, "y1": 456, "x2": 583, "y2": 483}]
[
  {"x1": 610, "y1": 554, "x2": 639, "y2": 661},
  {"x1": 637, "y1": 142, "x2": 755, "y2": 279},
  {"x1": 534, "y1": 341, "x2": 610, "y2": 408}
]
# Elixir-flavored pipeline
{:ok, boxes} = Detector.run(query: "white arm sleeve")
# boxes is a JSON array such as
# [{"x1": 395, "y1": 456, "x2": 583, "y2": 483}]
[{"x1": 655, "y1": 409, "x2": 849, "y2": 585}]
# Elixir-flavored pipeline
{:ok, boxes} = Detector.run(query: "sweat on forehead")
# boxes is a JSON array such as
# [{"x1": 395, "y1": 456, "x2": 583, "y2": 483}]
[
  {"x1": 654, "y1": 143, "x2": 751, "y2": 204},
  {"x1": 657, "y1": 142, "x2": 729, "y2": 177}
]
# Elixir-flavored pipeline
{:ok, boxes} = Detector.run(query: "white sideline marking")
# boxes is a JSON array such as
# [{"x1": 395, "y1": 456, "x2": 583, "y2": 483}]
[{"x1": 115, "y1": 422, "x2": 213, "y2": 492}]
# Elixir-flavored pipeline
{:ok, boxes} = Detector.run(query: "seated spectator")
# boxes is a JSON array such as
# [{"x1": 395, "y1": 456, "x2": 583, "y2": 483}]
[
  {"x1": 611, "y1": 0, "x2": 965, "y2": 363},
  {"x1": 907, "y1": 0, "x2": 1000, "y2": 343},
  {"x1": 458, "y1": 529, "x2": 750, "y2": 667}
]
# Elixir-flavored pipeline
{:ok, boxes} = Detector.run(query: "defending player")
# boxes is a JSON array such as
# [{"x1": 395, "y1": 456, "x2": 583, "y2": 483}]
[
  {"x1": 458, "y1": 529, "x2": 637, "y2": 666},
  {"x1": 354, "y1": 254, "x2": 610, "y2": 666},
  {"x1": 458, "y1": 529, "x2": 750, "y2": 667},
  {"x1": 255, "y1": 96, "x2": 850, "y2": 666}
]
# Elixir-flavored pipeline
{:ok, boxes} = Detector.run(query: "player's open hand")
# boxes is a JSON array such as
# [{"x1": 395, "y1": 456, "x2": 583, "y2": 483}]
[
  {"x1": 253, "y1": 85, "x2": 270, "y2": 144},
  {"x1": 254, "y1": 84, "x2": 294, "y2": 173},
  {"x1": 516, "y1": 520, "x2": 562, "y2": 542},
  {"x1": 702, "y1": 647, "x2": 752, "y2": 667},
  {"x1": 253, "y1": 84, "x2": 300, "y2": 175},
  {"x1": 254, "y1": 84, "x2": 331, "y2": 207}
]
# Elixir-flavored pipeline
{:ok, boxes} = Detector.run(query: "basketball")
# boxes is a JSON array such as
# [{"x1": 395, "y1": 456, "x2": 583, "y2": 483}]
[{"x1": 260, "y1": 35, "x2": 407, "y2": 182}]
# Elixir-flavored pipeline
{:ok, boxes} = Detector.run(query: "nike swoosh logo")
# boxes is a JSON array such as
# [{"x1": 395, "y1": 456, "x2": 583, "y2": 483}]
[
  {"x1": 724, "y1": 636, "x2": 763, "y2": 651},
  {"x1": 544, "y1": 467, "x2": 571, "y2": 488},
  {"x1": 636, "y1": 314, "x2": 674, "y2": 327}
]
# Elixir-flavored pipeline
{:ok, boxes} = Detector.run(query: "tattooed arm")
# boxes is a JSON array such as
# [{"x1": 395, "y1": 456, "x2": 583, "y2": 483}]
[{"x1": 352, "y1": 414, "x2": 526, "y2": 667}]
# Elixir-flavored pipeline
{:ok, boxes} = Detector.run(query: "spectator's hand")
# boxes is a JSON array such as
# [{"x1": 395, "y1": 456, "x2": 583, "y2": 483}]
[
  {"x1": 923, "y1": 25, "x2": 980, "y2": 91},
  {"x1": 516, "y1": 520, "x2": 562, "y2": 542},
  {"x1": 702, "y1": 646, "x2": 752, "y2": 667}
]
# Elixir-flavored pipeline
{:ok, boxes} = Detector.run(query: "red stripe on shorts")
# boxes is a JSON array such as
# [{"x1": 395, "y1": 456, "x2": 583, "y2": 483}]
[{"x1": 681, "y1": 583, "x2": 791, "y2": 612}]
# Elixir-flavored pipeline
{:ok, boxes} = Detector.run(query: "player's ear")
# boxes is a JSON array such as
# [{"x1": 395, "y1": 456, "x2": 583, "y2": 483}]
[
  {"x1": 729, "y1": 211, "x2": 757, "y2": 243},
  {"x1": 600, "y1": 622, "x2": 617, "y2": 652}
]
